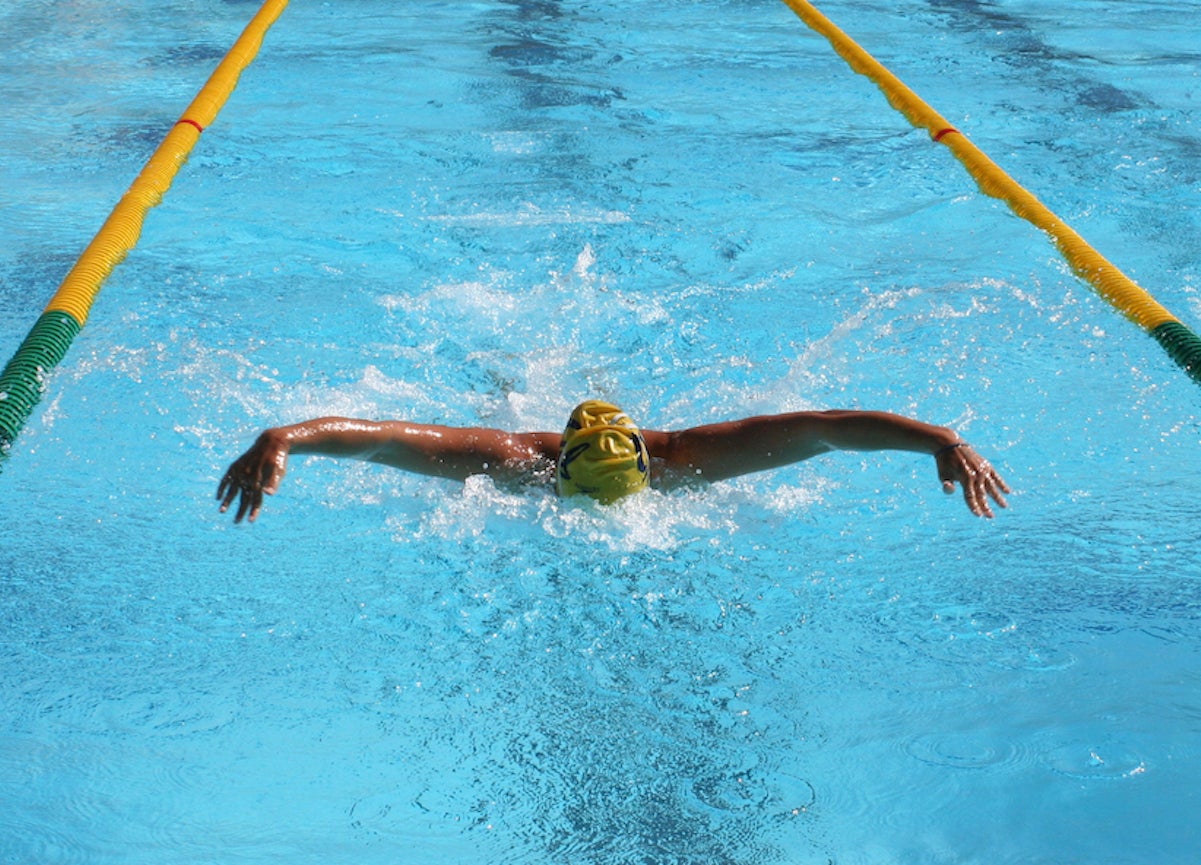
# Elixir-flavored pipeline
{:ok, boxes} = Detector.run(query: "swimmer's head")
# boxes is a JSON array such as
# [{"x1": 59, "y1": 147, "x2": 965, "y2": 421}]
[{"x1": 556, "y1": 400, "x2": 650, "y2": 504}]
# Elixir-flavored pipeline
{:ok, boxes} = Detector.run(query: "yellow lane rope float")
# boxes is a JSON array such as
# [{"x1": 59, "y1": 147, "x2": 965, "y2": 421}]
[
  {"x1": 779, "y1": 0, "x2": 1201, "y2": 382},
  {"x1": 0, "y1": 0, "x2": 290, "y2": 461}
]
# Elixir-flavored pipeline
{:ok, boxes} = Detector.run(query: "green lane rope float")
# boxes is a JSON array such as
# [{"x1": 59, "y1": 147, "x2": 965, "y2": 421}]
[
  {"x1": 780, "y1": 0, "x2": 1201, "y2": 384},
  {"x1": 0, "y1": 0, "x2": 290, "y2": 463}
]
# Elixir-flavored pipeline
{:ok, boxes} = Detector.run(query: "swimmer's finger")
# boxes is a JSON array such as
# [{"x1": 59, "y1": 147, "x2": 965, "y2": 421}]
[
  {"x1": 984, "y1": 471, "x2": 1010, "y2": 510},
  {"x1": 963, "y1": 477, "x2": 994, "y2": 518},
  {"x1": 260, "y1": 463, "x2": 284, "y2": 496},
  {"x1": 217, "y1": 471, "x2": 240, "y2": 513},
  {"x1": 234, "y1": 486, "x2": 261, "y2": 524},
  {"x1": 992, "y1": 470, "x2": 1013, "y2": 497},
  {"x1": 217, "y1": 468, "x2": 236, "y2": 503},
  {"x1": 940, "y1": 475, "x2": 989, "y2": 517}
]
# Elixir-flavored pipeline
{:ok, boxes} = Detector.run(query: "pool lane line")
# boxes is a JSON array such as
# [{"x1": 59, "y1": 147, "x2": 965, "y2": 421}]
[
  {"x1": 0, "y1": 0, "x2": 290, "y2": 463},
  {"x1": 779, "y1": 0, "x2": 1201, "y2": 384}
]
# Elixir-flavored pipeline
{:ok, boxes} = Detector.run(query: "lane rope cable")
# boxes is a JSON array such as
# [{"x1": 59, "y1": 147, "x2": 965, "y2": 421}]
[
  {"x1": 0, "y1": 0, "x2": 290, "y2": 465},
  {"x1": 779, "y1": 0, "x2": 1201, "y2": 384}
]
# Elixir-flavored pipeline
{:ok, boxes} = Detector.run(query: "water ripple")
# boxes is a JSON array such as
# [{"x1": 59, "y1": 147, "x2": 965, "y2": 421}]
[
  {"x1": 1044, "y1": 741, "x2": 1149, "y2": 781},
  {"x1": 905, "y1": 730, "x2": 1029, "y2": 772},
  {"x1": 874, "y1": 603, "x2": 1077, "y2": 673}
]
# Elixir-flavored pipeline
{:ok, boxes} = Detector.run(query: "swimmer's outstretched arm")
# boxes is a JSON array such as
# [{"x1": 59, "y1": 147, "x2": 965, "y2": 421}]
[
  {"x1": 645, "y1": 410, "x2": 1010, "y2": 517},
  {"x1": 217, "y1": 417, "x2": 560, "y2": 523}
]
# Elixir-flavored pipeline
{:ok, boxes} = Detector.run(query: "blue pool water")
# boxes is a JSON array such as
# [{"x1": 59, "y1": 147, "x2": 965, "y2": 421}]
[{"x1": 2, "y1": 1, "x2": 1199, "y2": 862}]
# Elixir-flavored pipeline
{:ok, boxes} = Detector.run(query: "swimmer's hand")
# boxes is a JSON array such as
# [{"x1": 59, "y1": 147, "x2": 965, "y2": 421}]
[
  {"x1": 217, "y1": 429, "x2": 290, "y2": 523},
  {"x1": 935, "y1": 443, "x2": 1011, "y2": 518}
]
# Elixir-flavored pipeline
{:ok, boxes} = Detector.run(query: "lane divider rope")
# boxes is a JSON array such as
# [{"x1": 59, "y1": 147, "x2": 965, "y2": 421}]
[
  {"x1": 779, "y1": 0, "x2": 1201, "y2": 383},
  {"x1": 0, "y1": 0, "x2": 290, "y2": 462}
]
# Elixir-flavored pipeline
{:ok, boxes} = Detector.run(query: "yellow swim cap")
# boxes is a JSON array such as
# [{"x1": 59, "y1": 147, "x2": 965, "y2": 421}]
[{"x1": 556, "y1": 400, "x2": 650, "y2": 504}]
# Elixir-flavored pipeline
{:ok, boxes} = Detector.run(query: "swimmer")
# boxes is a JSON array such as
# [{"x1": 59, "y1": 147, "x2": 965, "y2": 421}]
[{"x1": 217, "y1": 400, "x2": 1010, "y2": 523}]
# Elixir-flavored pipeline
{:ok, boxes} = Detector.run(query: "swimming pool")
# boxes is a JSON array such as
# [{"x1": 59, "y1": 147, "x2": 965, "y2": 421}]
[{"x1": 2, "y1": 0, "x2": 1199, "y2": 862}]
